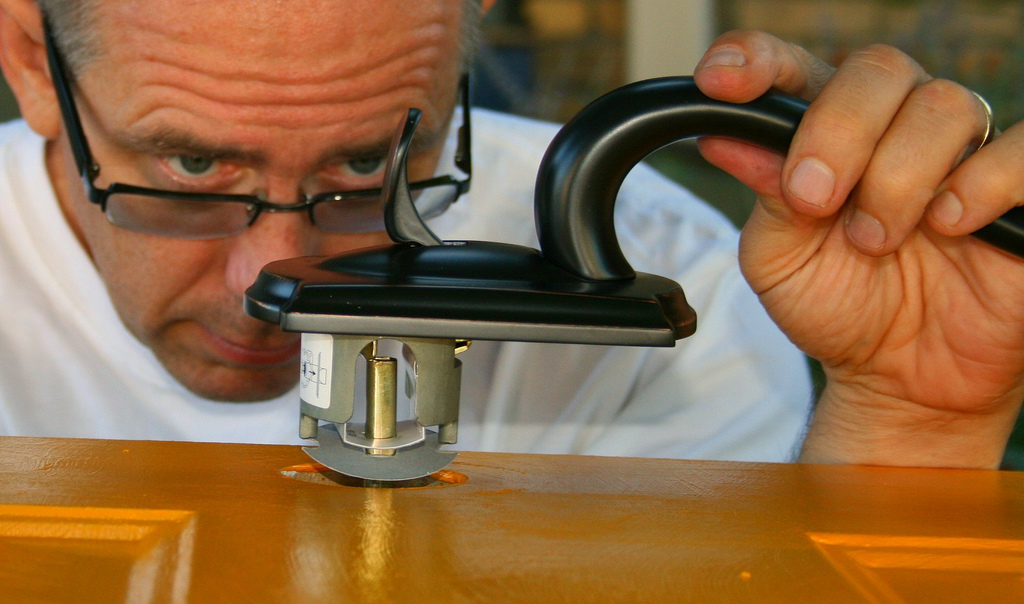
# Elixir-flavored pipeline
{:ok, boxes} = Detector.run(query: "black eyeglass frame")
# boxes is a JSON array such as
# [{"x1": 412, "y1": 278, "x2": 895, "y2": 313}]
[{"x1": 43, "y1": 20, "x2": 472, "y2": 235}]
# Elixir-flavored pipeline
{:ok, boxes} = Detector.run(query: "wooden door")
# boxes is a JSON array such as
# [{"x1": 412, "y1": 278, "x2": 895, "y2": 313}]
[{"x1": 0, "y1": 436, "x2": 1022, "y2": 602}]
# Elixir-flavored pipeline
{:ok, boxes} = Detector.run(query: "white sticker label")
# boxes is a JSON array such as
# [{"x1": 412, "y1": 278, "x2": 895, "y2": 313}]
[{"x1": 299, "y1": 333, "x2": 333, "y2": 409}]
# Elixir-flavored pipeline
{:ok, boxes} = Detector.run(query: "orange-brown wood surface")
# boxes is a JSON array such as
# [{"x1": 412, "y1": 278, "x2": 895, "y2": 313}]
[{"x1": 1, "y1": 436, "x2": 1023, "y2": 603}]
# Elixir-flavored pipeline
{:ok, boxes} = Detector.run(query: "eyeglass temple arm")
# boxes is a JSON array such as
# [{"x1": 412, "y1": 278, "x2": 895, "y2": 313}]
[
  {"x1": 381, "y1": 108, "x2": 443, "y2": 246},
  {"x1": 455, "y1": 73, "x2": 472, "y2": 180},
  {"x1": 43, "y1": 21, "x2": 97, "y2": 183}
]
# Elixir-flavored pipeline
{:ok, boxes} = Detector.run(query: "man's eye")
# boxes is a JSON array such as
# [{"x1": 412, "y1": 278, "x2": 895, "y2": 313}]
[
  {"x1": 167, "y1": 155, "x2": 217, "y2": 177},
  {"x1": 346, "y1": 157, "x2": 384, "y2": 176}
]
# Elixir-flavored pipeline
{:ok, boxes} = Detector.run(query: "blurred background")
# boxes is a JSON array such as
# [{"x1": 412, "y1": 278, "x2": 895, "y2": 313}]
[
  {"x1": 479, "y1": 0, "x2": 1024, "y2": 125},
  {"x1": 4, "y1": 0, "x2": 1023, "y2": 466},
  {"x1": 474, "y1": 0, "x2": 1024, "y2": 223}
]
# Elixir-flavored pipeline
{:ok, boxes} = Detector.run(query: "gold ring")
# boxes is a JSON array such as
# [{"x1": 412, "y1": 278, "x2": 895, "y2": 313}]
[{"x1": 970, "y1": 90, "x2": 995, "y2": 150}]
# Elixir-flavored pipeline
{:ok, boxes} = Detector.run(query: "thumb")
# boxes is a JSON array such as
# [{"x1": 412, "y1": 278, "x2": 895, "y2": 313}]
[
  {"x1": 697, "y1": 136, "x2": 785, "y2": 199},
  {"x1": 698, "y1": 135, "x2": 819, "y2": 228},
  {"x1": 698, "y1": 136, "x2": 836, "y2": 294}
]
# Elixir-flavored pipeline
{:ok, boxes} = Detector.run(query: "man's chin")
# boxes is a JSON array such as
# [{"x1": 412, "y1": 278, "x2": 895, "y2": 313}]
[{"x1": 170, "y1": 363, "x2": 299, "y2": 403}]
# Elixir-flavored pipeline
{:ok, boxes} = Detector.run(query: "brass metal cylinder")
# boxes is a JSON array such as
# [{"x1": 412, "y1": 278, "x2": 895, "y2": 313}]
[{"x1": 365, "y1": 357, "x2": 398, "y2": 453}]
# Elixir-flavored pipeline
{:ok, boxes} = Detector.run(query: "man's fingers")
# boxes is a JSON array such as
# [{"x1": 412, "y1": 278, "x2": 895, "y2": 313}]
[
  {"x1": 694, "y1": 30, "x2": 835, "y2": 103},
  {"x1": 927, "y1": 121, "x2": 1024, "y2": 237},
  {"x1": 697, "y1": 34, "x2": 1006, "y2": 259},
  {"x1": 780, "y1": 45, "x2": 929, "y2": 222},
  {"x1": 841, "y1": 79, "x2": 983, "y2": 255},
  {"x1": 697, "y1": 137, "x2": 785, "y2": 200}
]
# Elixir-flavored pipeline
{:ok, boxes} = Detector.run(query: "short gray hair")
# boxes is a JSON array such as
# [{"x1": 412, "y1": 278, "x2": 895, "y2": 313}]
[
  {"x1": 40, "y1": 0, "x2": 484, "y2": 77},
  {"x1": 37, "y1": 0, "x2": 101, "y2": 75},
  {"x1": 459, "y1": 0, "x2": 484, "y2": 74}
]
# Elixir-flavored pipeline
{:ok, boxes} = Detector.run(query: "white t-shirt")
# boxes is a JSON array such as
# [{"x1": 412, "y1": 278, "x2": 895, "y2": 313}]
[{"x1": 0, "y1": 110, "x2": 812, "y2": 461}]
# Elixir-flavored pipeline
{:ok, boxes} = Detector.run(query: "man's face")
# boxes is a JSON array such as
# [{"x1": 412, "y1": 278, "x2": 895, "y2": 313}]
[{"x1": 46, "y1": 0, "x2": 466, "y2": 401}]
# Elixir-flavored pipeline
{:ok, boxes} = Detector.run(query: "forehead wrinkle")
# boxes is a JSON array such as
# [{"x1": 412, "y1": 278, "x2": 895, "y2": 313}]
[
  {"x1": 105, "y1": 47, "x2": 448, "y2": 134},
  {"x1": 134, "y1": 41, "x2": 445, "y2": 108},
  {"x1": 103, "y1": 0, "x2": 454, "y2": 69},
  {"x1": 118, "y1": 79, "x2": 447, "y2": 142},
  {"x1": 101, "y1": 11, "x2": 452, "y2": 106},
  {"x1": 108, "y1": 47, "x2": 444, "y2": 113},
  {"x1": 124, "y1": 63, "x2": 441, "y2": 120}
]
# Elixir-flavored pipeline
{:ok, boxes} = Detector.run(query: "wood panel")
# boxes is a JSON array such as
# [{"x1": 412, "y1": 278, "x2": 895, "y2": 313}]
[
  {"x1": 0, "y1": 436, "x2": 1022, "y2": 602},
  {"x1": 0, "y1": 505, "x2": 194, "y2": 603}
]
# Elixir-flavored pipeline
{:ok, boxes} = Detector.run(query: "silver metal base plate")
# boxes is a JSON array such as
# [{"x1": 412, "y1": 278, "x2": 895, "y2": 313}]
[{"x1": 303, "y1": 423, "x2": 457, "y2": 481}]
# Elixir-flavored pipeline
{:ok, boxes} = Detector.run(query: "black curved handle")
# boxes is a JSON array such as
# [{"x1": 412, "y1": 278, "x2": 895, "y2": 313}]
[{"x1": 534, "y1": 76, "x2": 1024, "y2": 281}]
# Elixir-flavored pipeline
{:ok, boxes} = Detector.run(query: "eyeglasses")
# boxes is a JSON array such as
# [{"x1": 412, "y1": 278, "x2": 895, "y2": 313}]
[{"x1": 44, "y1": 22, "x2": 471, "y2": 239}]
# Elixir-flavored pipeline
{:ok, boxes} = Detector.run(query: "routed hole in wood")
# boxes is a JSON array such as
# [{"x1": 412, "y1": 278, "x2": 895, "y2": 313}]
[{"x1": 280, "y1": 463, "x2": 468, "y2": 488}]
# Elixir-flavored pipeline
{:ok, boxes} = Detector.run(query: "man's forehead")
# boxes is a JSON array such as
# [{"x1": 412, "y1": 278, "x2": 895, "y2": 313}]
[
  {"x1": 94, "y1": 0, "x2": 460, "y2": 60},
  {"x1": 72, "y1": 0, "x2": 464, "y2": 134},
  {"x1": 99, "y1": 0, "x2": 450, "y2": 25}
]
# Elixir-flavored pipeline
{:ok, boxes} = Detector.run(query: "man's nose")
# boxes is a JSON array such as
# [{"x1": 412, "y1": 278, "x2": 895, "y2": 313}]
[{"x1": 223, "y1": 203, "x2": 318, "y2": 299}]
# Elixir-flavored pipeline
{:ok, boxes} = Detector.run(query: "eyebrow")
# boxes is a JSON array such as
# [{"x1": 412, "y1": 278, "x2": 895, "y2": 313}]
[
  {"x1": 111, "y1": 127, "x2": 264, "y2": 164},
  {"x1": 112, "y1": 118, "x2": 449, "y2": 166}
]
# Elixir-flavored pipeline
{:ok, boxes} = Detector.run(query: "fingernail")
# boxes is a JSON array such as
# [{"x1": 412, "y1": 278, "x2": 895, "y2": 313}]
[
  {"x1": 788, "y1": 158, "x2": 835, "y2": 208},
  {"x1": 847, "y1": 209, "x2": 887, "y2": 250},
  {"x1": 701, "y1": 48, "x2": 747, "y2": 68},
  {"x1": 929, "y1": 191, "x2": 963, "y2": 228}
]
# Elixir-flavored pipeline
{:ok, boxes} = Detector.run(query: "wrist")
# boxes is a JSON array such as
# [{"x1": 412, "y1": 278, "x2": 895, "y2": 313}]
[{"x1": 800, "y1": 382, "x2": 1022, "y2": 469}]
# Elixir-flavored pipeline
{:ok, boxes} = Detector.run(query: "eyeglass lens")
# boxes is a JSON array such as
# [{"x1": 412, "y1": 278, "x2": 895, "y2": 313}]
[{"x1": 105, "y1": 183, "x2": 461, "y2": 239}]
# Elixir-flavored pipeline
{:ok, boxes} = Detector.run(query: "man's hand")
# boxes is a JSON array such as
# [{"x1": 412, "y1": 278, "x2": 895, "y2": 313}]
[{"x1": 693, "y1": 30, "x2": 1024, "y2": 468}]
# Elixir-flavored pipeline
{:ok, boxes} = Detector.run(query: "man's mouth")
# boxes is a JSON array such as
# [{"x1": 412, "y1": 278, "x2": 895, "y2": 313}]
[{"x1": 200, "y1": 327, "x2": 302, "y2": 367}]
